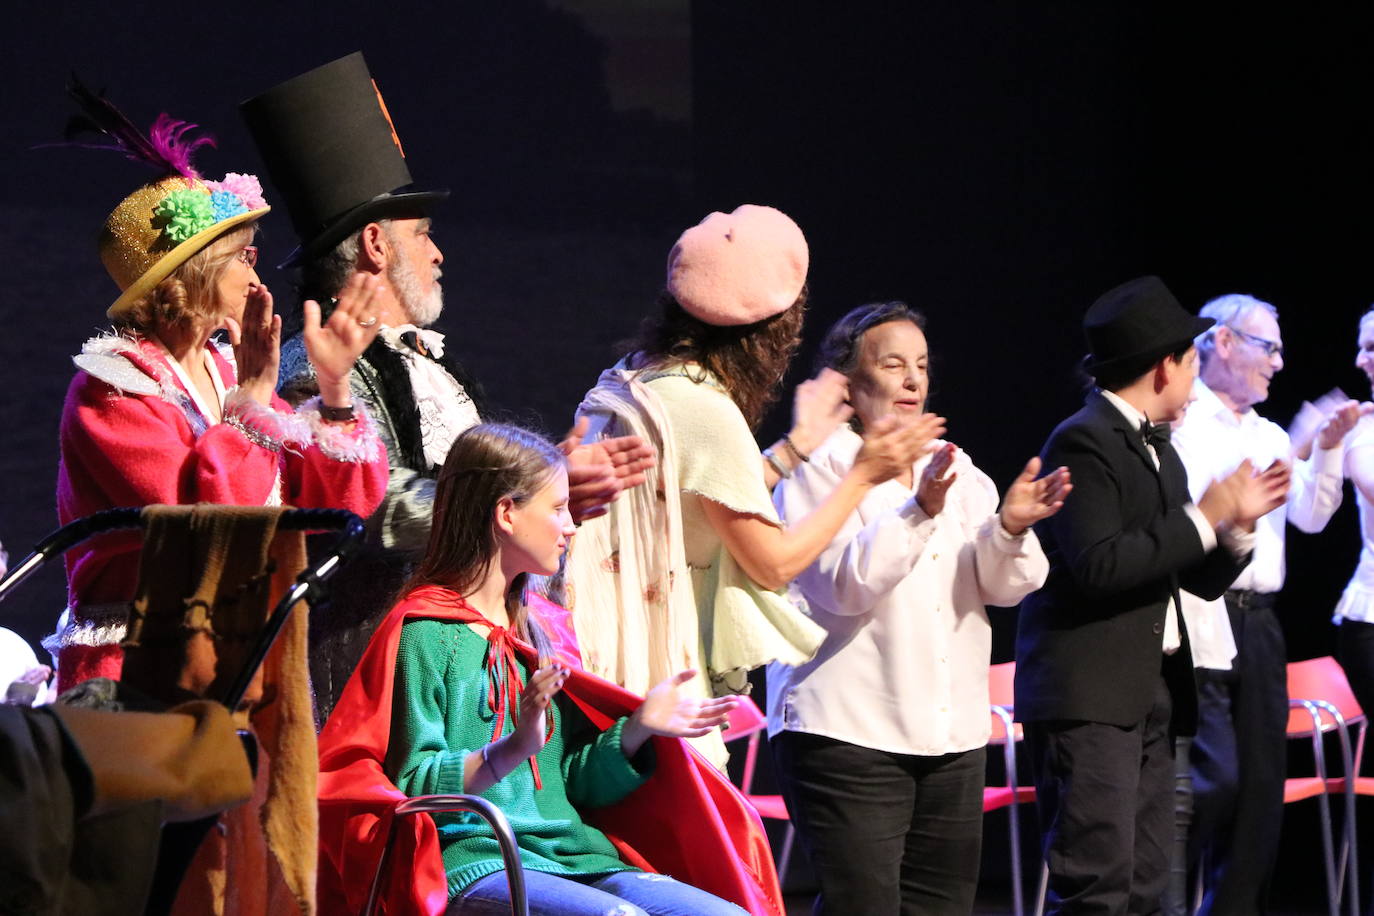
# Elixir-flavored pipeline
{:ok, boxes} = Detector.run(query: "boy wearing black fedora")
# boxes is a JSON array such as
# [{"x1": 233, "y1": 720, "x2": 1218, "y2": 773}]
[{"x1": 1014, "y1": 275, "x2": 1289, "y2": 913}]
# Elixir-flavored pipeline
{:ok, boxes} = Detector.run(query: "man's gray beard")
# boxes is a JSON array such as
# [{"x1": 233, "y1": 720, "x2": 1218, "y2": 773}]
[{"x1": 388, "y1": 256, "x2": 444, "y2": 328}]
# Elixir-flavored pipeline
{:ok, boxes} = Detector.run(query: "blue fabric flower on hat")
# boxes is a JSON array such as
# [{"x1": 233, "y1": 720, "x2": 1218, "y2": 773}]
[
  {"x1": 154, "y1": 188, "x2": 216, "y2": 243},
  {"x1": 210, "y1": 189, "x2": 249, "y2": 223}
]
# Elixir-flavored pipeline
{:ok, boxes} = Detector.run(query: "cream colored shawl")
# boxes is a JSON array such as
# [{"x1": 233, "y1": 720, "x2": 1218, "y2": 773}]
[{"x1": 567, "y1": 365, "x2": 824, "y2": 766}]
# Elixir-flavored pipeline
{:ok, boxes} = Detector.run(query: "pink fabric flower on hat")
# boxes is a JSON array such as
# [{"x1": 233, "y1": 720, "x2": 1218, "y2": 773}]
[
  {"x1": 666, "y1": 204, "x2": 809, "y2": 327},
  {"x1": 207, "y1": 172, "x2": 268, "y2": 211}
]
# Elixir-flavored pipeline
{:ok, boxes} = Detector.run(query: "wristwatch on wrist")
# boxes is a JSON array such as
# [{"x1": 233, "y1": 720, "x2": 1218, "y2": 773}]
[{"x1": 319, "y1": 402, "x2": 356, "y2": 422}]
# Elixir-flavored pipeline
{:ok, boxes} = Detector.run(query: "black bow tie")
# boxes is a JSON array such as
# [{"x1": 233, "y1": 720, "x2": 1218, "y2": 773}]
[
  {"x1": 400, "y1": 330, "x2": 430, "y2": 357},
  {"x1": 1140, "y1": 419, "x2": 1171, "y2": 449}
]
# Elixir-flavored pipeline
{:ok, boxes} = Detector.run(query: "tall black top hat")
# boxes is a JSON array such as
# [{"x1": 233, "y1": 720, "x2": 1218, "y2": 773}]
[
  {"x1": 240, "y1": 52, "x2": 448, "y2": 266},
  {"x1": 1083, "y1": 275, "x2": 1214, "y2": 378}
]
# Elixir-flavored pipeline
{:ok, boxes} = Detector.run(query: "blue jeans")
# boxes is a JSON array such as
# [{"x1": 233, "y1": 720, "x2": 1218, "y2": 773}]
[{"x1": 447, "y1": 868, "x2": 749, "y2": 916}]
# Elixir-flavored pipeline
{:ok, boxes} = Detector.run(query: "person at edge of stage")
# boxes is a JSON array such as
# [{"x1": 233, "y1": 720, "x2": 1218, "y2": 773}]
[
  {"x1": 50, "y1": 89, "x2": 388, "y2": 692},
  {"x1": 241, "y1": 52, "x2": 653, "y2": 720},
  {"x1": 1334, "y1": 307, "x2": 1374, "y2": 769},
  {"x1": 1014, "y1": 275, "x2": 1290, "y2": 915},
  {"x1": 1164, "y1": 293, "x2": 1364, "y2": 916},
  {"x1": 569, "y1": 205, "x2": 942, "y2": 767},
  {"x1": 768, "y1": 299, "x2": 1071, "y2": 914},
  {"x1": 1331, "y1": 320, "x2": 1374, "y2": 916},
  {"x1": 323, "y1": 423, "x2": 750, "y2": 916}
]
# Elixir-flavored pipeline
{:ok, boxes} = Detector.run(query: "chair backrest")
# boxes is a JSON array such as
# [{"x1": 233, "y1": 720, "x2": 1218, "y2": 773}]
[
  {"x1": 1288, "y1": 656, "x2": 1366, "y2": 735},
  {"x1": 988, "y1": 661, "x2": 1015, "y2": 707},
  {"x1": 988, "y1": 661, "x2": 1022, "y2": 744},
  {"x1": 724, "y1": 694, "x2": 768, "y2": 742},
  {"x1": 723, "y1": 694, "x2": 768, "y2": 792}
]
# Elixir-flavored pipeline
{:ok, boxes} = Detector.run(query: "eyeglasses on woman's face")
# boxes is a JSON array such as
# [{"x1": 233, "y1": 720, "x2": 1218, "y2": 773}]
[{"x1": 235, "y1": 245, "x2": 259, "y2": 269}]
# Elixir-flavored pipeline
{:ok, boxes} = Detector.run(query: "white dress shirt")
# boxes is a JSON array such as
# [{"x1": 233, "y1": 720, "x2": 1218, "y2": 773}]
[
  {"x1": 1172, "y1": 379, "x2": 1343, "y2": 668},
  {"x1": 1336, "y1": 417, "x2": 1374, "y2": 624},
  {"x1": 766, "y1": 428, "x2": 1048, "y2": 756}
]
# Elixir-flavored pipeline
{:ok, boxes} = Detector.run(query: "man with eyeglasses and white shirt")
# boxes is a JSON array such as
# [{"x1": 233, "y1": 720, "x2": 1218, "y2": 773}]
[{"x1": 1169, "y1": 293, "x2": 1367, "y2": 915}]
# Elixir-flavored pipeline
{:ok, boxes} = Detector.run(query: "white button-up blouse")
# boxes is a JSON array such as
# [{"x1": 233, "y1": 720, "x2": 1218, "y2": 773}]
[{"x1": 767, "y1": 427, "x2": 1049, "y2": 756}]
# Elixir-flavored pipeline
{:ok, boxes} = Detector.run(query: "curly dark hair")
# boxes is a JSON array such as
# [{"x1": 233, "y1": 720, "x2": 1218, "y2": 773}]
[
  {"x1": 813, "y1": 300, "x2": 928, "y2": 376},
  {"x1": 620, "y1": 287, "x2": 808, "y2": 431}
]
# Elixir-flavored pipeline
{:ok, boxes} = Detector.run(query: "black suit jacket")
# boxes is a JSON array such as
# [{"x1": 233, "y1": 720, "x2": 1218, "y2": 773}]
[{"x1": 1014, "y1": 391, "x2": 1247, "y2": 735}]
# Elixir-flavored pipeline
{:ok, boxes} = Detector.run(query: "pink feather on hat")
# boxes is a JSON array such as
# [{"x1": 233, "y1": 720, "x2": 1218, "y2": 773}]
[{"x1": 666, "y1": 204, "x2": 809, "y2": 327}]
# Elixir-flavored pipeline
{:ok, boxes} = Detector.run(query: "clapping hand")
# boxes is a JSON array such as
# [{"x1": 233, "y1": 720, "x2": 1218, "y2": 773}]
[
  {"x1": 560, "y1": 417, "x2": 657, "y2": 523},
  {"x1": 1289, "y1": 389, "x2": 1373, "y2": 458},
  {"x1": 1232, "y1": 459, "x2": 1290, "y2": 528},
  {"x1": 303, "y1": 271, "x2": 386, "y2": 407},
  {"x1": 224, "y1": 283, "x2": 281, "y2": 407},
  {"x1": 999, "y1": 457, "x2": 1072, "y2": 535},
  {"x1": 621, "y1": 669, "x2": 739, "y2": 756},
  {"x1": 917, "y1": 442, "x2": 959, "y2": 517},
  {"x1": 854, "y1": 413, "x2": 945, "y2": 487},
  {"x1": 1316, "y1": 400, "x2": 1374, "y2": 450},
  {"x1": 508, "y1": 662, "x2": 570, "y2": 762},
  {"x1": 788, "y1": 368, "x2": 855, "y2": 456},
  {"x1": 1199, "y1": 459, "x2": 1290, "y2": 532}
]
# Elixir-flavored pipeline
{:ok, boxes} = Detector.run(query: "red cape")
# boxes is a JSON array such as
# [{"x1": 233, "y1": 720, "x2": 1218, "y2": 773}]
[{"x1": 316, "y1": 587, "x2": 784, "y2": 916}]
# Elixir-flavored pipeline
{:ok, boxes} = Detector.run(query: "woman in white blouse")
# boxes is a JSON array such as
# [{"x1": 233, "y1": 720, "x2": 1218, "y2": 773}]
[
  {"x1": 1337, "y1": 307, "x2": 1374, "y2": 718},
  {"x1": 768, "y1": 301, "x2": 1071, "y2": 915}
]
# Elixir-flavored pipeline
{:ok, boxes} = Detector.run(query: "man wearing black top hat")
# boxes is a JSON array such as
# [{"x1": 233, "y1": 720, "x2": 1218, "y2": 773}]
[
  {"x1": 241, "y1": 53, "x2": 652, "y2": 719},
  {"x1": 1014, "y1": 276, "x2": 1289, "y2": 914}
]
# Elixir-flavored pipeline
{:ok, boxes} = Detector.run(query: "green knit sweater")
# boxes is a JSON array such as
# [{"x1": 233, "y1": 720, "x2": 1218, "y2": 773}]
[{"x1": 384, "y1": 618, "x2": 651, "y2": 895}]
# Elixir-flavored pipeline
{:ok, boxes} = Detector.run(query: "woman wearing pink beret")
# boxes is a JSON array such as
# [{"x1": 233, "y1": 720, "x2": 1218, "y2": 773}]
[{"x1": 568, "y1": 204, "x2": 943, "y2": 765}]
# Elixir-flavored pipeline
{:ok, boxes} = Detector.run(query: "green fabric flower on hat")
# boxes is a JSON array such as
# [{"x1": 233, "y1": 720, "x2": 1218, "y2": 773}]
[{"x1": 154, "y1": 188, "x2": 216, "y2": 244}]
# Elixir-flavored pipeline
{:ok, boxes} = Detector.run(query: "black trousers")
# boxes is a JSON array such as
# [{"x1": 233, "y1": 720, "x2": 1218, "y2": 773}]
[
  {"x1": 1026, "y1": 675, "x2": 1176, "y2": 915},
  {"x1": 1343, "y1": 621, "x2": 1374, "y2": 916},
  {"x1": 1190, "y1": 591, "x2": 1287, "y2": 916},
  {"x1": 770, "y1": 731, "x2": 986, "y2": 916},
  {"x1": 1338, "y1": 618, "x2": 1374, "y2": 752}
]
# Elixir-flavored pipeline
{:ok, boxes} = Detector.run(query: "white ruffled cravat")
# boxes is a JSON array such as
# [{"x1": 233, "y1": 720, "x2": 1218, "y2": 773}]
[
  {"x1": 378, "y1": 323, "x2": 447, "y2": 359},
  {"x1": 377, "y1": 323, "x2": 478, "y2": 468}
]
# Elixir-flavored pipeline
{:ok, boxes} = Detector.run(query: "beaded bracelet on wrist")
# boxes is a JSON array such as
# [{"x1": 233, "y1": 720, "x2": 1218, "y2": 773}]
[
  {"x1": 763, "y1": 447, "x2": 792, "y2": 479},
  {"x1": 782, "y1": 434, "x2": 810, "y2": 463},
  {"x1": 224, "y1": 414, "x2": 284, "y2": 453}
]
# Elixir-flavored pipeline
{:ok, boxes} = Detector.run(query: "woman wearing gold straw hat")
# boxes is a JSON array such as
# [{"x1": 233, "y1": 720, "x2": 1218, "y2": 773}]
[{"x1": 46, "y1": 84, "x2": 389, "y2": 691}]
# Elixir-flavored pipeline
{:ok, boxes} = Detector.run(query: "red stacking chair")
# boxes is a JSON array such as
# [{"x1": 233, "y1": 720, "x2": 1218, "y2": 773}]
[
  {"x1": 1280, "y1": 659, "x2": 1357, "y2": 916},
  {"x1": 723, "y1": 695, "x2": 796, "y2": 880},
  {"x1": 984, "y1": 661, "x2": 1042, "y2": 916},
  {"x1": 1287, "y1": 657, "x2": 1364, "y2": 916}
]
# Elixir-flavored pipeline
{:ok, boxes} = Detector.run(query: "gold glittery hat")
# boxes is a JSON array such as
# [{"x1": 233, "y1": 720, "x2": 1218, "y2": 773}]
[
  {"x1": 49, "y1": 78, "x2": 272, "y2": 318},
  {"x1": 100, "y1": 175, "x2": 270, "y2": 319}
]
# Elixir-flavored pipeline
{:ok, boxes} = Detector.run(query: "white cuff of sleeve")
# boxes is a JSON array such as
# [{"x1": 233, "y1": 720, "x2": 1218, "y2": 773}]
[
  {"x1": 899, "y1": 495, "x2": 932, "y2": 524},
  {"x1": 1218, "y1": 523, "x2": 1256, "y2": 558},
  {"x1": 1313, "y1": 442, "x2": 1344, "y2": 478},
  {"x1": 898, "y1": 496, "x2": 941, "y2": 547},
  {"x1": 1184, "y1": 503, "x2": 1218, "y2": 552},
  {"x1": 985, "y1": 515, "x2": 1032, "y2": 555},
  {"x1": 996, "y1": 516, "x2": 1026, "y2": 539}
]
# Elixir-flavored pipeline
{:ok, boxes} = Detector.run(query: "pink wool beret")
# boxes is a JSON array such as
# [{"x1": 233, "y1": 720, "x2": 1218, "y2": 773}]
[{"x1": 666, "y1": 204, "x2": 809, "y2": 327}]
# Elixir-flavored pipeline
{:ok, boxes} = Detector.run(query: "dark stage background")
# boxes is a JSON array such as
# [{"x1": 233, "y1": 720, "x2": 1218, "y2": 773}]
[{"x1": 2, "y1": 3, "x2": 1371, "y2": 909}]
